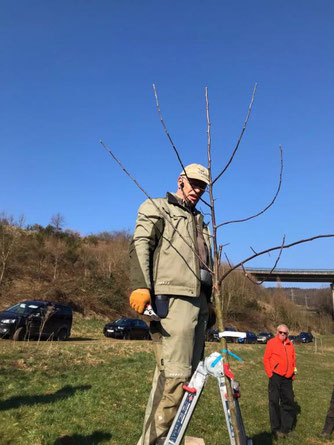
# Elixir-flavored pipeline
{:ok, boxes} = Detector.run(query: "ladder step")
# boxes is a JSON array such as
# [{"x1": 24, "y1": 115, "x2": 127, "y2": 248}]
[{"x1": 184, "y1": 437, "x2": 205, "y2": 445}]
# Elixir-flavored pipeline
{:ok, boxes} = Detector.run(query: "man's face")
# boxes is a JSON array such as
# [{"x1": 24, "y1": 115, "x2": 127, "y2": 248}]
[
  {"x1": 177, "y1": 176, "x2": 207, "y2": 207},
  {"x1": 277, "y1": 327, "x2": 289, "y2": 340}
]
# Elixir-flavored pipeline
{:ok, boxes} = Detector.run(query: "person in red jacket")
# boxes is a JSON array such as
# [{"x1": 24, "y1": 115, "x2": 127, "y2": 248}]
[{"x1": 263, "y1": 324, "x2": 296, "y2": 439}]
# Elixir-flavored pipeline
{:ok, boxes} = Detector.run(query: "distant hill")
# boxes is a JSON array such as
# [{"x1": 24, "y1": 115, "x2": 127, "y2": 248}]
[
  {"x1": 0, "y1": 216, "x2": 131, "y2": 320},
  {"x1": 0, "y1": 216, "x2": 332, "y2": 333},
  {"x1": 266, "y1": 286, "x2": 331, "y2": 313}
]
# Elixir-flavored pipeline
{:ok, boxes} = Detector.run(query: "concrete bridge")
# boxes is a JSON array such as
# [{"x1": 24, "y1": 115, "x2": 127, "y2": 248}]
[{"x1": 245, "y1": 268, "x2": 334, "y2": 316}]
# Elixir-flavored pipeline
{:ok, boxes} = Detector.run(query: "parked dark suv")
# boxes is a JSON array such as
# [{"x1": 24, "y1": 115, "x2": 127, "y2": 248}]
[
  {"x1": 104, "y1": 318, "x2": 150, "y2": 340},
  {"x1": 257, "y1": 332, "x2": 274, "y2": 344},
  {"x1": 238, "y1": 331, "x2": 257, "y2": 344},
  {"x1": 295, "y1": 331, "x2": 314, "y2": 343},
  {"x1": 0, "y1": 300, "x2": 72, "y2": 341}
]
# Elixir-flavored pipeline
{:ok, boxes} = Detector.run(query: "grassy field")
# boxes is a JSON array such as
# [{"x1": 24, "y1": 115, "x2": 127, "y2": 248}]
[{"x1": 0, "y1": 318, "x2": 333, "y2": 445}]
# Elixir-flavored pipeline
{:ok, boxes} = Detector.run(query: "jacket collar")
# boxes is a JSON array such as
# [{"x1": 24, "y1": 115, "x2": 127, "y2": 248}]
[{"x1": 166, "y1": 192, "x2": 200, "y2": 216}]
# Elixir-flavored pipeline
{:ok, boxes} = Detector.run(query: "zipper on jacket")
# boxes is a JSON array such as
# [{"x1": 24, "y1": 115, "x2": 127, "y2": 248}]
[{"x1": 284, "y1": 343, "x2": 289, "y2": 375}]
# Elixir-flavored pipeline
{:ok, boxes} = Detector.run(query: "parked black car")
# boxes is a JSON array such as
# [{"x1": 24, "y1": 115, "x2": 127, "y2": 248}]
[
  {"x1": 0, "y1": 300, "x2": 72, "y2": 341},
  {"x1": 257, "y1": 332, "x2": 274, "y2": 344},
  {"x1": 104, "y1": 318, "x2": 150, "y2": 340},
  {"x1": 238, "y1": 331, "x2": 257, "y2": 344},
  {"x1": 205, "y1": 326, "x2": 238, "y2": 343},
  {"x1": 288, "y1": 335, "x2": 297, "y2": 343},
  {"x1": 295, "y1": 332, "x2": 314, "y2": 343}
]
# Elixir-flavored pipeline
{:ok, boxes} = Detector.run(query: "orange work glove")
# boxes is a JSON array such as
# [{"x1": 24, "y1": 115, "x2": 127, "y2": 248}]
[{"x1": 129, "y1": 289, "x2": 151, "y2": 314}]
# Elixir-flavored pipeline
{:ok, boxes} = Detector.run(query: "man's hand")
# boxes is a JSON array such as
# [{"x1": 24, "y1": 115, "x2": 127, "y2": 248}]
[{"x1": 129, "y1": 289, "x2": 151, "y2": 314}]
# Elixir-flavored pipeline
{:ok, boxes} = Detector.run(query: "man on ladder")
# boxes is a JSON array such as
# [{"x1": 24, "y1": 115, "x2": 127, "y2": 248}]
[{"x1": 129, "y1": 164, "x2": 215, "y2": 445}]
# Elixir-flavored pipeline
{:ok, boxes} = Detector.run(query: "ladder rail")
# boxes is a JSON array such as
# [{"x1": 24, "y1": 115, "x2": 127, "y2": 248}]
[
  {"x1": 164, "y1": 363, "x2": 208, "y2": 445},
  {"x1": 163, "y1": 352, "x2": 253, "y2": 445},
  {"x1": 216, "y1": 375, "x2": 249, "y2": 445}
]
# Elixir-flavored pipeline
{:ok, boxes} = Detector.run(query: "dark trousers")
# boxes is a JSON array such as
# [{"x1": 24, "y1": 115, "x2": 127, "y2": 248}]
[
  {"x1": 322, "y1": 389, "x2": 334, "y2": 435},
  {"x1": 268, "y1": 373, "x2": 295, "y2": 434}
]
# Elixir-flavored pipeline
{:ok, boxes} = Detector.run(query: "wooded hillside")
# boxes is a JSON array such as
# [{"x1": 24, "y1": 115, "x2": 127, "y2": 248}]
[
  {"x1": 1, "y1": 214, "x2": 332, "y2": 333},
  {"x1": 0, "y1": 214, "x2": 130, "y2": 319}
]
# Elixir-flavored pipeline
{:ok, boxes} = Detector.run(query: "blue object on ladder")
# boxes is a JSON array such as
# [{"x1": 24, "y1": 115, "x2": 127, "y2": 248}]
[{"x1": 211, "y1": 349, "x2": 243, "y2": 368}]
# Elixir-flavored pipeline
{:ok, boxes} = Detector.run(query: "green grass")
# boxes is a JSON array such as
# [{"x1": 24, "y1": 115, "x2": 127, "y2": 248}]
[
  {"x1": 0, "y1": 324, "x2": 333, "y2": 445},
  {"x1": 70, "y1": 316, "x2": 106, "y2": 339}
]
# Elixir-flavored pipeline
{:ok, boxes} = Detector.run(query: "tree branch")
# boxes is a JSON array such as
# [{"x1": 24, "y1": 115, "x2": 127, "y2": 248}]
[
  {"x1": 219, "y1": 234, "x2": 334, "y2": 285},
  {"x1": 218, "y1": 245, "x2": 223, "y2": 264},
  {"x1": 224, "y1": 252, "x2": 232, "y2": 269},
  {"x1": 241, "y1": 234, "x2": 286, "y2": 285},
  {"x1": 153, "y1": 84, "x2": 212, "y2": 209},
  {"x1": 216, "y1": 145, "x2": 283, "y2": 229},
  {"x1": 212, "y1": 83, "x2": 257, "y2": 185},
  {"x1": 206, "y1": 87, "x2": 241, "y2": 444}
]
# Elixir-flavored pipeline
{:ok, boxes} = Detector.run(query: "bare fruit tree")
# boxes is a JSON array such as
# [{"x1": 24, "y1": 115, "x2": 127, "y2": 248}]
[
  {"x1": 46, "y1": 213, "x2": 66, "y2": 281},
  {"x1": 0, "y1": 214, "x2": 24, "y2": 286},
  {"x1": 100, "y1": 84, "x2": 334, "y2": 444},
  {"x1": 51, "y1": 213, "x2": 65, "y2": 233}
]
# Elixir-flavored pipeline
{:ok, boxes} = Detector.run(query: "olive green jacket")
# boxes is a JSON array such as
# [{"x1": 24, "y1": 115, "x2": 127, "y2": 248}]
[{"x1": 129, "y1": 193, "x2": 212, "y2": 297}]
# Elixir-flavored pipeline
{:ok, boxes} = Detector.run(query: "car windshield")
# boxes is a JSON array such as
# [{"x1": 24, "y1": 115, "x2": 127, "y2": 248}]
[
  {"x1": 258, "y1": 332, "x2": 268, "y2": 336},
  {"x1": 113, "y1": 319, "x2": 131, "y2": 326},
  {"x1": 6, "y1": 302, "x2": 43, "y2": 315}
]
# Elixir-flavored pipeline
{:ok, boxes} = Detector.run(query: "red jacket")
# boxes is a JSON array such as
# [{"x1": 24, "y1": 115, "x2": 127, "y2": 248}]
[{"x1": 263, "y1": 335, "x2": 296, "y2": 379}]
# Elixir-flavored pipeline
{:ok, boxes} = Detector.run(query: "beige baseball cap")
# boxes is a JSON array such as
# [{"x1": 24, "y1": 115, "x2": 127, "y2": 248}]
[{"x1": 180, "y1": 163, "x2": 210, "y2": 185}]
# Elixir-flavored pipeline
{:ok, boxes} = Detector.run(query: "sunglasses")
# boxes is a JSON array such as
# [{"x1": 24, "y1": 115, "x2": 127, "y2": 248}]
[
  {"x1": 278, "y1": 331, "x2": 288, "y2": 335},
  {"x1": 187, "y1": 179, "x2": 207, "y2": 192}
]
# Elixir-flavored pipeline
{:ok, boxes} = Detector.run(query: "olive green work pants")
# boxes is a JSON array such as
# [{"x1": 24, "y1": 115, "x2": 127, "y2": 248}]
[{"x1": 137, "y1": 291, "x2": 208, "y2": 445}]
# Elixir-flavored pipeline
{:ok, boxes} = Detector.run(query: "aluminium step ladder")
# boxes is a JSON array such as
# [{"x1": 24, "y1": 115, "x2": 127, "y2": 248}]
[{"x1": 163, "y1": 351, "x2": 253, "y2": 445}]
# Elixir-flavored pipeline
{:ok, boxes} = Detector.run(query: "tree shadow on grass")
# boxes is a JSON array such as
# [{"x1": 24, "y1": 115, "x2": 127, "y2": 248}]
[
  {"x1": 54, "y1": 431, "x2": 112, "y2": 445},
  {"x1": 292, "y1": 399, "x2": 301, "y2": 430},
  {"x1": 66, "y1": 337, "x2": 95, "y2": 342},
  {"x1": 252, "y1": 432, "x2": 273, "y2": 445},
  {"x1": 0, "y1": 385, "x2": 91, "y2": 411},
  {"x1": 252, "y1": 401, "x2": 301, "y2": 445}
]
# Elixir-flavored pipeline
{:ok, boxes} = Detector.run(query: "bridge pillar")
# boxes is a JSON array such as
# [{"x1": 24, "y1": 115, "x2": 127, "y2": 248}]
[{"x1": 331, "y1": 283, "x2": 334, "y2": 319}]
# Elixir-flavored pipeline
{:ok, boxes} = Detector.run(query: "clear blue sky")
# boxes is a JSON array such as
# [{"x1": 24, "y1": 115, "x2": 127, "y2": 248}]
[{"x1": 1, "y1": 1, "x2": 333, "y2": 282}]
